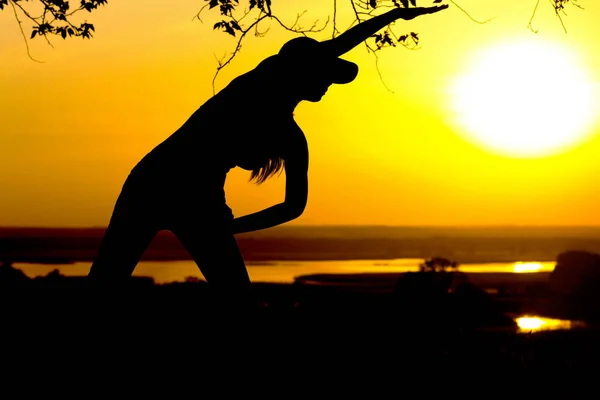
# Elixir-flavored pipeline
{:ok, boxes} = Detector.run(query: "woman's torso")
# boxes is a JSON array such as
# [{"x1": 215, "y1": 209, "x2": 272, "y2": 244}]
[{"x1": 129, "y1": 74, "x2": 300, "y2": 193}]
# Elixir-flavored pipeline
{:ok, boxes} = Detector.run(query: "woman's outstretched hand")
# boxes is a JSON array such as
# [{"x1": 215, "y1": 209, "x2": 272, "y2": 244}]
[{"x1": 398, "y1": 4, "x2": 449, "y2": 20}]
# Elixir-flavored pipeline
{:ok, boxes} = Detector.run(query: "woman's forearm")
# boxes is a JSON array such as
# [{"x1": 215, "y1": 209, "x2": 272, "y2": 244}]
[
  {"x1": 321, "y1": 5, "x2": 448, "y2": 57},
  {"x1": 231, "y1": 203, "x2": 301, "y2": 234}
]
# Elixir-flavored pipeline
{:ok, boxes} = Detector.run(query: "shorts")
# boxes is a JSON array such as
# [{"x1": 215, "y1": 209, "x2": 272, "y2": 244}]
[{"x1": 115, "y1": 164, "x2": 233, "y2": 232}]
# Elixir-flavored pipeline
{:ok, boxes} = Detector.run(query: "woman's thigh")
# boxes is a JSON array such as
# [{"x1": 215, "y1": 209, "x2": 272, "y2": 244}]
[
  {"x1": 168, "y1": 206, "x2": 249, "y2": 287},
  {"x1": 89, "y1": 181, "x2": 159, "y2": 281}
]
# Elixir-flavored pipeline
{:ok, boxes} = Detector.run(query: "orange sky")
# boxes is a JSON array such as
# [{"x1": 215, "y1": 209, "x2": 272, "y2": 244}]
[{"x1": 2, "y1": 0, "x2": 600, "y2": 227}]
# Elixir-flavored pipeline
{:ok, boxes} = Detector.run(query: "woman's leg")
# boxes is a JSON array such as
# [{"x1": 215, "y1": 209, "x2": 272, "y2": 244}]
[
  {"x1": 169, "y1": 221, "x2": 258, "y2": 314},
  {"x1": 88, "y1": 188, "x2": 158, "y2": 286}
]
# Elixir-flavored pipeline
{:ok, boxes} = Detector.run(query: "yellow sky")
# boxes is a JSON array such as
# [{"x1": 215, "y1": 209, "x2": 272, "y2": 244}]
[{"x1": 2, "y1": 0, "x2": 600, "y2": 227}]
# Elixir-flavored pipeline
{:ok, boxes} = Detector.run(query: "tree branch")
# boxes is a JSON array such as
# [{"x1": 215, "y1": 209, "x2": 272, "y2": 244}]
[
  {"x1": 211, "y1": 14, "x2": 270, "y2": 95},
  {"x1": 528, "y1": 0, "x2": 541, "y2": 33},
  {"x1": 332, "y1": 0, "x2": 339, "y2": 38},
  {"x1": 271, "y1": 13, "x2": 329, "y2": 35},
  {"x1": 449, "y1": 0, "x2": 495, "y2": 24},
  {"x1": 194, "y1": 0, "x2": 577, "y2": 95},
  {"x1": 7, "y1": 0, "x2": 106, "y2": 51},
  {"x1": 10, "y1": 0, "x2": 44, "y2": 63},
  {"x1": 529, "y1": 0, "x2": 580, "y2": 34}
]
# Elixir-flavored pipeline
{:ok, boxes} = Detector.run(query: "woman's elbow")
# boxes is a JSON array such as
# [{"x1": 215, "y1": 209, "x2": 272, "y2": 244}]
[
  {"x1": 284, "y1": 201, "x2": 306, "y2": 220},
  {"x1": 290, "y1": 207, "x2": 305, "y2": 220}
]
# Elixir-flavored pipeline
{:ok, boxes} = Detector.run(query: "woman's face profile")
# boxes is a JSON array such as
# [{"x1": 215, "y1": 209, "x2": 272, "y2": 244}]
[{"x1": 293, "y1": 70, "x2": 333, "y2": 102}]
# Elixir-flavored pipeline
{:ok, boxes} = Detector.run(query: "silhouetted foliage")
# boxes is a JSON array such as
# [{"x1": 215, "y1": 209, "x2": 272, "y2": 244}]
[
  {"x1": 394, "y1": 257, "x2": 460, "y2": 310},
  {"x1": 2, "y1": 1, "x2": 107, "y2": 38},
  {"x1": 2, "y1": 0, "x2": 107, "y2": 61},
  {"x1": 0, "y1": 260, "x2": 29, "y2": 287},
  {"x1": 5, "y1": 1, "x2": 582, "y2": 68},
  {"x1": 528, "y1": 0, "x2": 583, "y2": 33},
  {"x1": 549, "y1": 250, "x2": 600, "y2": 321},
  {"x1": 394, "y1": 257, "x2": 516, "y2": 330},
  {"x1": 419, "y1": 256, "x2": 458, "y2": 273}
]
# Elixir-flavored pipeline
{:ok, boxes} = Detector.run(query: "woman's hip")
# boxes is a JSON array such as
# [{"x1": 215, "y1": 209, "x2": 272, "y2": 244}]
[{"x1": 117, "y1": 165, "x2": 232, "y2": 225}]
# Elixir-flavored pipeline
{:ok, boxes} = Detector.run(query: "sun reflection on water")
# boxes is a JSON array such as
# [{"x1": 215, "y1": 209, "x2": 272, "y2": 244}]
[
  {"x1": 513, "y1": 262, "x2": 544, "y2": 273},
  {"x1": 515, "y1": 316, "x2": 586, "y2": 333}
]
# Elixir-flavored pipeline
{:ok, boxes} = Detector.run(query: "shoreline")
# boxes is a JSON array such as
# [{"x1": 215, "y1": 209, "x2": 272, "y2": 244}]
[{"x1": 11, "y1": 259, "x2": 556, "y2": 286}]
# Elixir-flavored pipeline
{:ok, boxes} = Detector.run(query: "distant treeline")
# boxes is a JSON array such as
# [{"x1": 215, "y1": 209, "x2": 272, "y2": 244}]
[{"x1": 2, "y1": 226, "x2": 600, "y2": 263}]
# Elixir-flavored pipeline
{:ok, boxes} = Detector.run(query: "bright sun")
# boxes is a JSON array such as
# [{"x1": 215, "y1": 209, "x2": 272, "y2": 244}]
[{"x1": 448, "y1": 38, "x2": 597, "y2": 158}]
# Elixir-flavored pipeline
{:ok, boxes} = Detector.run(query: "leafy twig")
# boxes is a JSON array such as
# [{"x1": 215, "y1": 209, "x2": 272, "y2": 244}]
[
  {"x1": 449, "y1": 0, "x2": 496, "y2": 24},
  {"x1": 9, "y1": 0, "x2": 44, "y2": 63}
]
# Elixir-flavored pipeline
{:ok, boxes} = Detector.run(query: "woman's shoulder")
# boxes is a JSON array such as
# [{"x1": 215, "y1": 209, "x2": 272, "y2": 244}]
[{"x1": 280, "y1": 119, "x2": 307, "y2": 158}]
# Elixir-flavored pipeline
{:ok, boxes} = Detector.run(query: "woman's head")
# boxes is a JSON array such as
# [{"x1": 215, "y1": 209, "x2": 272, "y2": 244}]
[
  {"x1": 244, "y1": 38, "x2": 359, "y2": 183},
  {"x1": 275, "y1": 37, "x2": 359, "y2": 102}
]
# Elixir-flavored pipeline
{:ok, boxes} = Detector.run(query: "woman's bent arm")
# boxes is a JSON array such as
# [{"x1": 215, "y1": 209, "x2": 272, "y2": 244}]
[
  {"x1": 231, "y1": 202, "x2": 303, "y2": 234},
  {"x1": 232, "y1": 130, "x2": 309, "y2": 235}
]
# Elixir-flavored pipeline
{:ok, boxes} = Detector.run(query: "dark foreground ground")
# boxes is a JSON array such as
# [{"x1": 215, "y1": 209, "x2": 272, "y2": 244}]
[{"x1": 2, "y1": 278, "x2": 600, "y2": 395}]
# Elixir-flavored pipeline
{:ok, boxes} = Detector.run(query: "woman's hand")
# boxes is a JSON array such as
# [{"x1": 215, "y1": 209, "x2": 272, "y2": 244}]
[{"x1": 398, "y1": 4, "x2": 449, "y2": 20}]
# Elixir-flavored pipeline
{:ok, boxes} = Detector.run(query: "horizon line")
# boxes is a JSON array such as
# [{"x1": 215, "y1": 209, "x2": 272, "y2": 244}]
[{"x1": 4, "y1": 224, "x2": 600, "y2": 230}]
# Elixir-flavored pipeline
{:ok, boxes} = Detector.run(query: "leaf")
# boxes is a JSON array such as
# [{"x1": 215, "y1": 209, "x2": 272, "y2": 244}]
[
  {"x1": 224, "y1": 23, "x2": 236, "y2": 36},
  {"x1": 369, "y1": 0, "x2": 377, "y2": 8},
  {"x1": 400, "y1": 0, "x2": 408, "y2": 8},
  {"x1": 409, "y1": 0, "x2": 416, "y2": 6},
  {"x1": 209, "y1": 0, "x2": 218, "y2": 9},
  {"x1": 433, "y1": 0, "x2": 443, "y2": 3},
  {"x1": 220, "y1": 3, "x2": 234, "y2": 15},
  {"x1": 31, "y1": 30, "x2": 38, "y2": 39}
]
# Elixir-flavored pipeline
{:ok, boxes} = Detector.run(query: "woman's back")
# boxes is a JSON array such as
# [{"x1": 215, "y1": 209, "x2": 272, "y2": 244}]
[
  {"x1": 141, "y1": 57, "x2": 295, "y2": 180},
  {"x1": 142, "y1": 62, "x2": 277, "y2": 168}
]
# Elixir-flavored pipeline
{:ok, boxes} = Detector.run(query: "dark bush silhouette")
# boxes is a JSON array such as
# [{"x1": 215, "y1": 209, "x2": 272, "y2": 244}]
[
  {"x1": 394, "y1": 257, "x2": 515, "y2": 330},
  {"x1": 0, "y1": 260, "x2": 29, "y2": 288},
  {"x1": 549, "y1": 250, "x2": 600, "y2": 321}
]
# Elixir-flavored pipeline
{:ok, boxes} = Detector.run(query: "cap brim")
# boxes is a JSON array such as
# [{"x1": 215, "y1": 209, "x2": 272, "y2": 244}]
[{"x1": 329, "y1": 58, "x2": 358, "y2": 84}]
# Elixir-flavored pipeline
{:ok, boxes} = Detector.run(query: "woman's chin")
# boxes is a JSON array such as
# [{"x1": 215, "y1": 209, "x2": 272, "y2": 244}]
[{"x1": 304, "y1": 92, "x2": 326, "y2": 102}]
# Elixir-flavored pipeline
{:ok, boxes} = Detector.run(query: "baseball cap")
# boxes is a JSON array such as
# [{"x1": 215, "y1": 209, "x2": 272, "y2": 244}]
[{"x1": 277, "y1": 37, "x2": 359, "y2": 84}]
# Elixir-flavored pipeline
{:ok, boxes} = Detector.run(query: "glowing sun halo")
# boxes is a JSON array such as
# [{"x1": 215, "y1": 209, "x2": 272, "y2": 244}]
[{"x1": 448, "y1": 39, "x2": 597, "y2": 157}]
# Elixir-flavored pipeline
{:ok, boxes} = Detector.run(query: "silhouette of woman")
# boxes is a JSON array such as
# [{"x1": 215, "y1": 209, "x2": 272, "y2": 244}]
[{"x1": 88, "y1": 6, "x2": 448, "y2": 302}]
